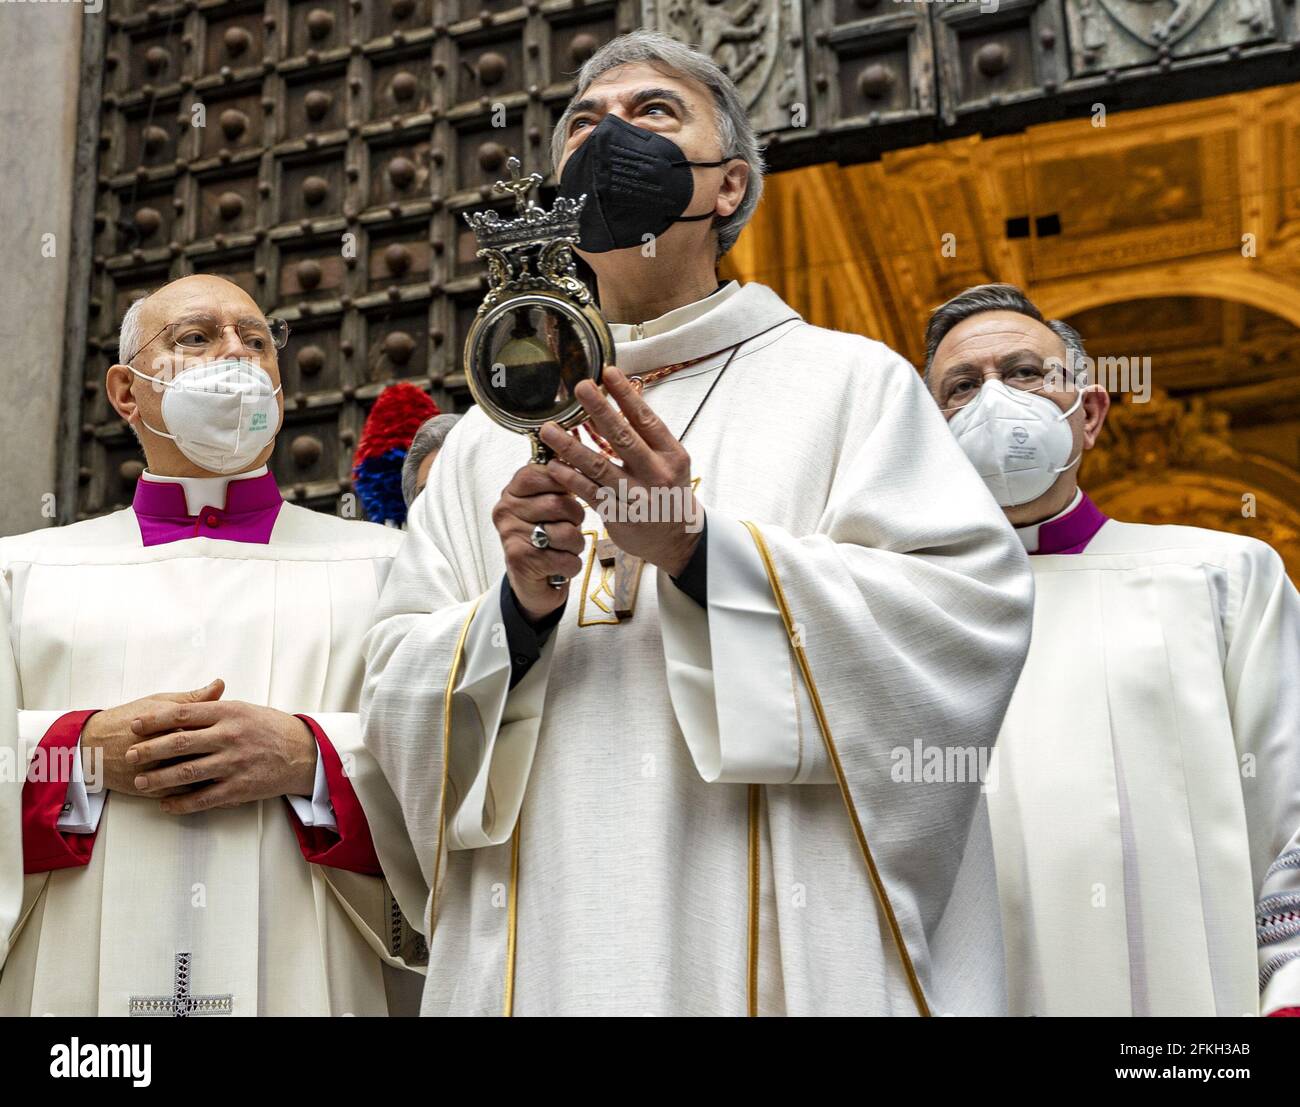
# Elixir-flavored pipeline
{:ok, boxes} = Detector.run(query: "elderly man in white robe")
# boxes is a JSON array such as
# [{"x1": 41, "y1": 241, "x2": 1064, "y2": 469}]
[
  {"x1": 361, "y1": 31, "x2": 1033, "y2": 1017},
  {"x1": 925, "y1": 282, "x2": 1300, "y2": 1018},
  {"x1": 0, "y1": 274, "x2": 425, "y2": 1016}
]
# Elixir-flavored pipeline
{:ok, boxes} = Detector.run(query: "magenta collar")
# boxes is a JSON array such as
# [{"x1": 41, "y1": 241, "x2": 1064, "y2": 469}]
[
  {"x1": 132, "y1": 470, "x2": 284, "y2": 547},
  {"x1": 1029, "y1": 492, "x2": 1108, "y2": 555}
]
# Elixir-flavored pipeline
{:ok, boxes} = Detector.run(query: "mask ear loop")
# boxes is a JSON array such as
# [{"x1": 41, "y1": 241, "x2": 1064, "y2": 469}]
[
  {"x1": 128, "y1": 366, "x2": 181, "y2": 443},
  {"x1": 1050, "y1": 385, "x2": 1088, "y2": 474},
  {"x1": 668, "y1": 156, "x2": 736, "y2": 223},
  {"x1": 668, "y1": 157, "x2": 731, "y2": 169},
  {"x1": 137, "y1": 418, "x2": 178, "y2": 443},
  {"x1": 1053, "y1": 387, "x2": 1085, "y2": 421},
  {"x1": 129, "y1": 365, "x2": 175, "y2": 388}
]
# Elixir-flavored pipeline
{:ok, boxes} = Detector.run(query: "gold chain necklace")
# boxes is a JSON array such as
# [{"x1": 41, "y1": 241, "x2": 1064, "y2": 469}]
[{"x1": 571, "y1": 348, "x2": 730, "y2": 461}]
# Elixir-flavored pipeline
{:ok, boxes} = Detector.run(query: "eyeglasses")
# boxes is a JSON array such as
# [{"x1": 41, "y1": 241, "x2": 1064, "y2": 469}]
[
  {"x1": 125, "y1": 316, "x2": 290, "y2": 363},
  {"x1": 940, "y1": 369, "x2": 1077, "y2": 413}
]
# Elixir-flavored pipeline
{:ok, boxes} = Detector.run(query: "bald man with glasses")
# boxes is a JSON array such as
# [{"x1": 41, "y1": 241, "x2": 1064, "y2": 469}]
[{"x1": 0, "y1": 274, "x2": 426, "y2": 1016}]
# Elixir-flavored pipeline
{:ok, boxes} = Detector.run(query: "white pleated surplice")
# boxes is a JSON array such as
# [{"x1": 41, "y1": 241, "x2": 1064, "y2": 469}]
[
  {"x1": 0, "y1": 504, "x2": 426, "y2": 1015},
  {"x1": 989, "y1": 520, "x2": 1300, "y2": 1016}
]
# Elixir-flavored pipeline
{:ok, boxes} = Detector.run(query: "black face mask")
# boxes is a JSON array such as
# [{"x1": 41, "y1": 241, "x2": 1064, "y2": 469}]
[{"x1": 558, "y1": 113, "x2": 729, "y2": 253}]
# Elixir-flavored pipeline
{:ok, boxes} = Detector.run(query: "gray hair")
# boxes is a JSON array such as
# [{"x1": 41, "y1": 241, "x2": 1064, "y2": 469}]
[
  {"x1": 119, "y1": 293, "x2": 156, "y2": 363},
  {"x1": 923, "y1": 283, "x2": 1088, "y2": 385},
  {"x1": 550, "y1": 30, "x2": 765, "y2": 260},
  {"x1": 402, "y1": 413, "x2": 461, "y2": 507}
]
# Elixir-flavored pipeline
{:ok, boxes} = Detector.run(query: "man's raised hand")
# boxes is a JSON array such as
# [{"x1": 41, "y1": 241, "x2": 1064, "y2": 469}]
[{"x1": 539, "y1": 365, "x2": 702, "y2": 576}]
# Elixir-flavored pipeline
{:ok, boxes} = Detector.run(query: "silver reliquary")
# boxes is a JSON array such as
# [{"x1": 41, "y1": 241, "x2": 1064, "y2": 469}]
[{"x1": 462, "y1": 157, "x2": 615, "y2": 463}]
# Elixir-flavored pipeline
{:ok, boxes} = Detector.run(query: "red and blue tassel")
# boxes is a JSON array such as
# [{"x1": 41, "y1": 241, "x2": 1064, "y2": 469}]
[{"x1": 351, "y1": 382, "x2": 439, "y2": 526}]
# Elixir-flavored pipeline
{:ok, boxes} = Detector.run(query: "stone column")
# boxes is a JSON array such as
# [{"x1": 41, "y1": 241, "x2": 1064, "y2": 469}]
[{"x1": 0, "y1": 6, "x2": 85, "y2": 535}]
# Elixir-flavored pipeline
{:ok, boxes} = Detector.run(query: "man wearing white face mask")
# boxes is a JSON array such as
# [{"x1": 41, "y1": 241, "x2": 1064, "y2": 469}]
[
  {"x1": 130, "y1": 356, "x2": 284, "y2": 474},
  {"x1": 926, "y1": 283, "x2": 1300, "y2": 1018},
  {"x1": 0, "y1": 274, "x2": 426, "y2": 1015}
]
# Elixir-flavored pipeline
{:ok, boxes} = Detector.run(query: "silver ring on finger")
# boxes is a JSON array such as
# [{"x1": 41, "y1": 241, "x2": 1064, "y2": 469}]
[{"x1": 530, "y1": 523, "x2": 551, "y2": 550}]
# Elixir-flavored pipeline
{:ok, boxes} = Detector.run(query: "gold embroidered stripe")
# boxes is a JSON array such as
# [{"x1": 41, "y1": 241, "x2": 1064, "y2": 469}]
[
  {"x1": 427, "y1": 596, "x2": 483, "y2": 941},
  {"x1": 504, "y1": 818, "x2": 521, "y2": 1017},
  {"x1": 739, "y1": 521, "x2": 931, "y2": 1017}
]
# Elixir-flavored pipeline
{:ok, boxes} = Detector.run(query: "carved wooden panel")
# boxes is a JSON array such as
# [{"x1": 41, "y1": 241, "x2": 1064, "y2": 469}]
[
  {"x1": 931, "y1": 0, "x2": 1070, "y2": 123},
  {"x1": 1066, "y1": 0, "x2": 1278, "y2": 75},
  {"x1": 643, "y1": 0, "x2": 809, "y2": 135},
  {"x1": 81, "y1": 0, "x2": 639, "y2": 518}
]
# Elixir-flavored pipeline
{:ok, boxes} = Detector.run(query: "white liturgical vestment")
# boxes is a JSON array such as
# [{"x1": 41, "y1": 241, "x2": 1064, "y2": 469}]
[
  {"x1": 0, "y1": 500, "x2": 427, "y2": 1016},
  {"x1": 45, "y1": 469, "x2": 339, "y2": 838},
  {"x1": 988, "y1": 512, "x2": 1300, "y2": 1016},
  {"x1": 361, "y1": 280, "x2": 1036, "y2": 1016}
]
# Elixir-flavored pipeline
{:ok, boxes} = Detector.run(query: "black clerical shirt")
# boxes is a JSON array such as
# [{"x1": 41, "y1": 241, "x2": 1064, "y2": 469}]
[{"x1": 503, "y1": 519, "x2": 708, "y2": 689}]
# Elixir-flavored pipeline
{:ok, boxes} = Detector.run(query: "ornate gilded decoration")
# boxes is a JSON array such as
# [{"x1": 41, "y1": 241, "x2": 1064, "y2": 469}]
[
  {"x1": 1085, "y1": 388, "x2": 1237, "y2": 483},
  {"x1": 1085, "y1": 390, "x2": 1300, "y2": 579}
]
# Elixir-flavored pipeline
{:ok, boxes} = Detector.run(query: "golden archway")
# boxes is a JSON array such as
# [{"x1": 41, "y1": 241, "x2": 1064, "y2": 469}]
[{"x1": 1082, "y1": 390, "x2": 1300, "y2": 580}]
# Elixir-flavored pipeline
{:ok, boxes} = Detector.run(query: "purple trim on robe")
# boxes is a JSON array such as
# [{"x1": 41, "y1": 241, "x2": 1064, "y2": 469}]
[
  {"x1": 132, "y1": 470, "x2": 284, "y2": 547},
  {"x1": 1033, "y1": 492, "x2": 1109, "y2": 555}
]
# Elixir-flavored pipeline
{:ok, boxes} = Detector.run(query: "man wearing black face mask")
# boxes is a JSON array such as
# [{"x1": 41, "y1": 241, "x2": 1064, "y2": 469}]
[
  {"x1": 558, "y1": 113, "x2": 732, "y2": 256},
  {"x1": 363, "y1": 31, "x2": 1033, "y2": 1017}
]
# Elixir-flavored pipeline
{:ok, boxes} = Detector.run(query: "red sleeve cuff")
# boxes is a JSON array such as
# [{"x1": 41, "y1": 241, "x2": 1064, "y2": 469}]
[
  {"x1": 285, "y1": 715, "x2": 382, "y2": 877},
  {"x1": 1267, "y1": 1006, "x2": 1300, "y2": 1017},
  {"x1": 22, "y1": 709, "x2": 102, "y2": 874}
]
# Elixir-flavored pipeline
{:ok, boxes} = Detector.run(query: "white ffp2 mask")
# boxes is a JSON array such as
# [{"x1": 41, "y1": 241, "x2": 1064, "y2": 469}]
[
  {"x1": 947, "y1": 379, "x2": 1083, "y2": 507},
  {"x1": 132, "y1": 358, "x2": 282, "y2": 475}
]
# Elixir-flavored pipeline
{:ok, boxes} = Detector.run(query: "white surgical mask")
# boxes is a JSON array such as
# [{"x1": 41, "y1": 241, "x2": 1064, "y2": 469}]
[
  {"x1": 131, "y1": 358, "x2": 282, "y2": 475},
  {"x1": 947, "y1": 379, "x2": 1083, "y2": 507}
]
